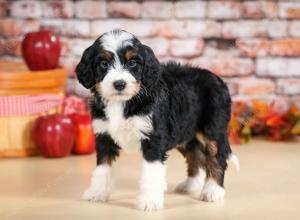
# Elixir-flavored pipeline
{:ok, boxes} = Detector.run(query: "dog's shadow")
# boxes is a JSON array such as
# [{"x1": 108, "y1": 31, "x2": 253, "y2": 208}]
[{"x1": 93, "y1": 189, "x2": 205, "y2": 211}]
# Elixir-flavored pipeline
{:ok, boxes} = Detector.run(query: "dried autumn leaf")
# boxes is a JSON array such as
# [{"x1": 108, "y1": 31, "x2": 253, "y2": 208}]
[
  {"x1": 252, "y1": 100, "x2": 269, "y2": 118},
  {"x1": 291, "y1": 120, "x2": 300, "y2": 135}
]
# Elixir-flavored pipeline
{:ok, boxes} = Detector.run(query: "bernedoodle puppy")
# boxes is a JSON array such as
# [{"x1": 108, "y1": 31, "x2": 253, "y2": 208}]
[{"x1": 75, "y1": 29, "x2": 239, "y2": 211}]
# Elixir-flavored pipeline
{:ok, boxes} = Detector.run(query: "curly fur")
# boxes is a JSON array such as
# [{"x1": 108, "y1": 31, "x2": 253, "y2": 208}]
[{"x1": 76, "y1": 29, "x2": 236, "y2": 211}]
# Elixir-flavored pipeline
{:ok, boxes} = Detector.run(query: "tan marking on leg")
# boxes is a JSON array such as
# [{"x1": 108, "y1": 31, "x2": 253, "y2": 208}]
[
  {"x1": 205, "y1": 158, "x2": 223, "y2": 185},
  {"x1": 196, "y1": 133, "x2": 206, "y2": 146},
  {"x1": 206, "y1": 141, "x2": 218, "y2": 157},
  {"x1": 196, "y1": 132, "x2": 218, "y2": 157},
  {"x1": 186, "y1": 147, "x2": 206, "y2": 177},
  {"x1": 178, "y1": 137, "x2": 223, "y2": 186}
]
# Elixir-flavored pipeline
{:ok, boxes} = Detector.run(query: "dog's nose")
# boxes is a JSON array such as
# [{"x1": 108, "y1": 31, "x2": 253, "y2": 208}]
[{"x1": 113, "y1": 80, "x2": 127, "y2": 91}]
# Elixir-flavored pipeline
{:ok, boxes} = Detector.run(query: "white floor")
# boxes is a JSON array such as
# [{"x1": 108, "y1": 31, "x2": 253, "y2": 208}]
[{"x1": 0, "y1": 140, "x2": 300, "y2": 220}]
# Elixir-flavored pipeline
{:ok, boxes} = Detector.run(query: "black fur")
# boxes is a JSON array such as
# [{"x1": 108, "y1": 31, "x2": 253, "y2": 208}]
[
  {"x1": 95, "y1": 133, "x2": 120, "y2": 165},
  {"x1": 76, "y1": 30, "x2": 233, "y2": 189}
]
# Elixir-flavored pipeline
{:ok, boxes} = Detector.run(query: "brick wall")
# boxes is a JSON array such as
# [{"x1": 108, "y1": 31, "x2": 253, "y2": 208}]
[{"x1": 1, "y1": 0, "x2": 300, "y2": 106}]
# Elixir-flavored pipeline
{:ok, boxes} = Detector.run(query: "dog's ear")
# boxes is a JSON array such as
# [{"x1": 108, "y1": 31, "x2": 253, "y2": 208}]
[
  {"x1": 141, "y1": 44, "x2": 160, "y2": 87},
  {"x1": 75, "y1": 43, "x2": 97, "y2": 89},
  {"x1": 142, "y1": 44, "x2": 159, "y2": 70}
]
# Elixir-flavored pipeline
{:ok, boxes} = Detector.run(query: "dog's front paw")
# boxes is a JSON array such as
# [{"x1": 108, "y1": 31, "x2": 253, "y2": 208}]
[
  {"x1": 82, "y1": 187, "x2": 110, "y2": 202},
  {"x1": 137, "y1": 192, "x2": 164, "y2": 211},
  {"x1": 200, "y1": 179, "x2": 225, "y2": 202}
]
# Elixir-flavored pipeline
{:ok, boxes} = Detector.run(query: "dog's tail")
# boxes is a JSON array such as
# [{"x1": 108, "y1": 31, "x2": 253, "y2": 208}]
[{"x1": 228, "y1": 154, "x2": 240, "y2": 171}]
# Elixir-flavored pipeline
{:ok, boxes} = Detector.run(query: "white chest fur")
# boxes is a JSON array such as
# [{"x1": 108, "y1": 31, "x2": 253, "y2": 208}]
[{"x1": 92, "y1": 101, "x2": 153, "y2": 151}]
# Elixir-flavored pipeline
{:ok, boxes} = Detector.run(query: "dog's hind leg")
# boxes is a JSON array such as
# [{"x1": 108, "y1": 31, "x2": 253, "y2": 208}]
[
  {"x1": 175, "y1": 133, "x2": 230, "y2": 202},
  {"x1": 175, "y1": 138, "x2": 207, "y2": 194},
  {"x1": 196, "y1": 132, "x2": 228, "y2": 202},
  {"x1": 195, "y1": 80, "x2": 232, "y2": 202}
]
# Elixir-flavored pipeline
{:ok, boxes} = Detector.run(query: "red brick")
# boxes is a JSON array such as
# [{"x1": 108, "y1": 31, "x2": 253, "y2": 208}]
[
  {"x1": 277, "y1": 79, "x2": 300, "y2": 95},
  {"x1": 155, "y1": 20, "x2": 221, "y2": 38},
  {"x1": 91, "y1": 20, "x2": 157, "y2": 37},
  {"x1": 271, "y1": 97, "x2": 292, "y2": 115},
  {"x1": 153, "y1": 20, "x2": 184, "y2": 38},
  {"x1": 10, "y1": 0, "x2": 42, "y2": 18},
  {"x1": 60, "y1": 37, "x2": 72, "y2": 56},
  {"x1": 40, "y1": 19, "x2": 90, "y2": 37},
  {"x1": 203, "y1": 40, "x2": 239, "y2": 58},
  {"x1": 75, "y1": 0, "x2": 107, "y2": 19},
  {"x1": 289, "y1": 21, "x2": 300, "y2": 37},
  {"x1": 169, "y1": 39, "x2": 202, "y2": 58},
  {"x1": 232, "y1": 95, "x2": 280, "y2": 105},
  {"x1": 70, "y1": 39, "x2": 94, "y2": 57},
  {"x1": 175, "y1": 1, "x2": 206, "y2": 18},
  {"x1": 236, "y1": 78, "x2": 275, "y2": 95},
  {"x1": 0, "y1": 19, "x2": 40, "y2": 37},
  {"x1": 270, "y1": 39, "x2": 300, "y2": 57},
  {"x1": 279, "y1": 2, "x2": 300, "y2": 19},
  {"x1": 158, "y1": 56, "x2": 189, "y2": 64},
  {"x1": 223, "y1": 21, "x2": 267, "y2": 38},
  {"x1": 192, "y1": 58, "x2": 254, "y2": 77},
  {"x1": 256, "y1": 58, "x2": 300, "y2": 77},
  {"x1": 223, "y1": 80, "x2": 238, "y2": 96},
  {"x1": 236, "y1": 39, "x2": 269, "y2": 57},
  {"x1": 5, "y1": 38, "x2": 22, "y2": 56},
  {"x1": 237, "y1": 97, "x2": 291, "y2": 114},
  {"x1": 208, "y1": 1, "x2": 241, "y2": 19},
  {"x1": 108, "y1": 1, "x2": 140, "y2": 19},
  {"x1": 0, "y1": 0, "x2": 7, "y2": 17},
  {"x1": 267, "y1": 21, "x2": 288, "y2": 38},
  {"x1": 185, "y1": 20, "x2": 221, "y2": 38},
  {"x1": 242, "y1": 1, "x2": 277, "y2": 19},
  {"x1": 42, "y1": 0, "x2": 74, "y2": 18},
  {"x1": 0, "y1": 38, "x2": 4, "y2": 55},
  {"x1": 293, "y1": 97, "x2": 300, "y2": 109},
  {"x1": 60, "y1": 37, "x2": 89, "y2": 57},
  {"x1": 155, "y1": 20, "x2": 217, "y2": 39},
  {"x1": 60, "y1": 55, "x2": 79, "y2": 76},
  {"x1": 155, "y1": 20, "x2": 221, "y2": 39},
  {"x1": 142, "y1": 38, "x2": 168, "y2": 57},
  {"x1": 141, "y1": 1, "x2": 173, "y2": 19},
  {"x1": 235, "y1": 97, "x2": 291, "y2": 115}
]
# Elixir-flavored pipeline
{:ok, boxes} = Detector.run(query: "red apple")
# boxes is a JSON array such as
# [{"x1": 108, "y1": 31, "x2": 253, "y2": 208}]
[
  {"x1": 69, "y1": 113, "x2": 95, "y2": 155},
  {"x1": 22, "y1": 30, "x2": 61, "y2": 71},
  {"x1": 32, "y1": 114, "x2": 75, "y2": 158}
]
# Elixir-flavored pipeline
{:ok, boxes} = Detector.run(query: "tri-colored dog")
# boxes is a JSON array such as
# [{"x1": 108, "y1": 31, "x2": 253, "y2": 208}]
[{"x1": 76, "y1": 29, "x2": 239, "y2": 211}]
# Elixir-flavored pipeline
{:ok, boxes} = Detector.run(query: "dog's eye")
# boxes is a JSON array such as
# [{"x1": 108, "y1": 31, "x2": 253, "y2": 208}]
[
  {"x1": 100, "y1": 60, "x2": 109, "y2": 69},
  {"x1": 127, "y1": 60, "x2": 137, "y2": 68}
]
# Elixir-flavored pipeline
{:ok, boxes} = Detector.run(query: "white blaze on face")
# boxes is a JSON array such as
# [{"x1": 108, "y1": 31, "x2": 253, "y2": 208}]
[
  {"x1": 100, "y1": 30, "x2": 133, "y2": 52},
  {"x1": 97, "y1": 30, "x2": 139, "y2": 101}
]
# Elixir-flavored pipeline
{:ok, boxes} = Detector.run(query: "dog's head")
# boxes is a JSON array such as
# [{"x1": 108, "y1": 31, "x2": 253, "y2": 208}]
[{"x1": 75, "y1": 29, "x2": 160, "y2": 101}]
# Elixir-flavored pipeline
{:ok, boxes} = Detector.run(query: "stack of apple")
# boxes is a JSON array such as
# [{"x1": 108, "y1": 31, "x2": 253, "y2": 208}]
[
  {"x1": 21, "y1": 31, "x2": 95, "y2": 158},
  {"x1": 32, "y1": 96, "x2": 95, "y2": 158}
]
